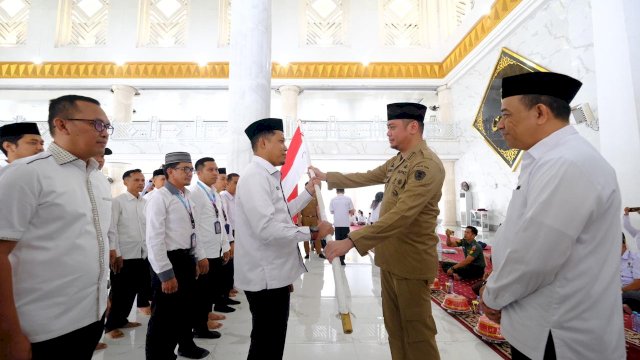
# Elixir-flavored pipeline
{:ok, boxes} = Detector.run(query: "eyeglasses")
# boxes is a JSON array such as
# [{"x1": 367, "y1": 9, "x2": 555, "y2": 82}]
[
  {"x1": 66, "y1": 118, "x2": 115, "y2": 135},
  {"x1": 174, "y1": 166, "x2": 194, "y2": 174}
]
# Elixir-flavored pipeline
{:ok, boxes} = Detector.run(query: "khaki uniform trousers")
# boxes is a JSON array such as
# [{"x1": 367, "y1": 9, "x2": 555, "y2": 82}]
[{"x1": 381, "y1": 269, "x2": 440, "y2": 360}]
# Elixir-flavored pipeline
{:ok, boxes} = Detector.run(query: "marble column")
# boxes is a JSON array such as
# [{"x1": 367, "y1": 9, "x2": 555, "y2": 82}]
[
  {"x1": 101, "y1": 161, "x2": 131, "y2": 197},
  {"x1": 228, "y1": 0, "x2": 272, "y2": 174},
  {"x1": 442, "y1": 160, "x2": 457, "y2": 226},
  {"x1": 111, "y1": 85, "x2": 139, "y2": 123},
  {"x1": 276, "y1": 85, "x2": 302, "y2": 137},
  {"x1": 436, "y1": 85, "x2": 453, "y2": 123},
  {"x1": 591, "y1": 0, "x2": 640, "y2": 208}
]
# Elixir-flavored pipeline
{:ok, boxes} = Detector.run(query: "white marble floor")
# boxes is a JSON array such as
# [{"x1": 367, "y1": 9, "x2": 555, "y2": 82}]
[{"x1": 92, "y1": 243, "x2": 501, "y2": 360}]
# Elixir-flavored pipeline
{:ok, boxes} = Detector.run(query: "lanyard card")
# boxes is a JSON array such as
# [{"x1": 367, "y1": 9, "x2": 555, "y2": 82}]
[{"x1": 214, "y1": 220, "x2": 222, "y2": 234}]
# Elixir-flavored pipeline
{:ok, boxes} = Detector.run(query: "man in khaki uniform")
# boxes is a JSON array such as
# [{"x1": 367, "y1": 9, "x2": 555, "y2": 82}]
[
  {"x1": 297, "y1": 182, "x2": 325, "y2": 259},
  {"x1": 312, "y1": 102, "x2": 444, "y2": 360}
]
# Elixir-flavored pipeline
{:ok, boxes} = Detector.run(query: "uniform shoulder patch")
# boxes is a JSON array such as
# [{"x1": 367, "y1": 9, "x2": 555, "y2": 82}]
[{"x1": 414, "y1": 170, "x2": 426, "y2": 181}]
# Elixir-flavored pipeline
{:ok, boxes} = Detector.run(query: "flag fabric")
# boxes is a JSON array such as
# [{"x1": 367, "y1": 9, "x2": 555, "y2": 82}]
[{"x1": 281, "y1": 125, "x2": 310, "y2": 204}]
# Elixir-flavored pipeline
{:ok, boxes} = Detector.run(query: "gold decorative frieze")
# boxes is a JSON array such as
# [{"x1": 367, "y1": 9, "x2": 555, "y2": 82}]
[{"x1": 0, "y1": 0, "x2": 522, "y2": 79}]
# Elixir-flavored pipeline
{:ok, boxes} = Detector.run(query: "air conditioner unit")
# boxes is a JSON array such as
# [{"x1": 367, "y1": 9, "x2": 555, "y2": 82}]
[{"x1": 459, "y1": 191, "x2": 473, "y2": 227}]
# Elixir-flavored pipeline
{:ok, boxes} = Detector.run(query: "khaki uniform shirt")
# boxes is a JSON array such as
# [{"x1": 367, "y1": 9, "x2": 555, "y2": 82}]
[
  {"x1": 300, "y1": 196, "x2": 319, "y2": 227},
  {"x1": 327, "y1": 140, "x2": 444, "y2": 280}
]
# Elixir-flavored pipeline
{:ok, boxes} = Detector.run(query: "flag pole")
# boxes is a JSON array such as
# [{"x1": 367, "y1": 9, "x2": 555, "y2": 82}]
[{"x1": 300, "y1": 121, "x2": 353, "y2": 334}]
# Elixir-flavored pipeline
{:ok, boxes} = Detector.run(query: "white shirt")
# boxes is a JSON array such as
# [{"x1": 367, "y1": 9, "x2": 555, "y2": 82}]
[
  {"x1": 623, "y1": 215, "x2": 640, "y2": 250},
  {"x1": 145, "y1": 181, "x2": 206, "y2": 282},
  {"x1": 483, "y1": 126, "x2": 625, "y2": 360},
  {"x1": 108, "y1": 191, "x2": 147, "y2": 259},
  {"x1": 220, "y1": 190, "x2": 236, "y2": 231},
  {"x1": 621, "y1": 250, "x2": 640, "y2": 287},
  {"x1": 370, "y1": 204, "x2": 381, "y2": 224},
  {"x1": 330, "y1": 194, "x2": 354, "y2": 227},
  {"x1": 234, "y1": 155, "x2": 312, "y2": 291},
  {"x1": 0, "y1": 143, "x2": 110, "y2": 342},
  {"x1": 189, "y1": 180, "x2": 231, "y2": 259}
]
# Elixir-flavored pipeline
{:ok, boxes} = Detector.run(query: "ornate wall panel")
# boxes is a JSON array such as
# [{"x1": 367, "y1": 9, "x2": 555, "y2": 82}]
[
  {"x1": 56, "y1": 0, "x2": 110, "y2": 47},
  {"x1": 472, "y1": 48, "x2": 547, "y2": 170},
  {"x1": 303, "y1": 0, "x2": 347, "y2": 46},
  {"x1": 380, "y1": 0, "x2": 426, "y2": 47},
  {"x1": 137, "y1": 0, "x2": 189, "y2": 47},
  {"x1": 0, "y1": 0, "x2": 30, "y2": 46}
]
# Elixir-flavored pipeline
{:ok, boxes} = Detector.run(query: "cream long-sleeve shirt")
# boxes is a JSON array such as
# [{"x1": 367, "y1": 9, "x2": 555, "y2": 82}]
[
  {"x1": 483, "y1": 126, "x2": 625, "y2": 360},
  {"x1": 234, "y1": 156, "x2": 312, "y2": 292}
]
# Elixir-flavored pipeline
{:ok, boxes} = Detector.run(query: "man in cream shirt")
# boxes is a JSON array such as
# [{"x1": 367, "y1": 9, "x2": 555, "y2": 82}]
[
  {"x1": 0, "y1": 95, "x2": 112, "y2": 359},
  {"x1": 234, "y1": 118, "x2": 334, "y2": 360},
  {"x1": 481, "y1": 72, "x2": 625, "y2": 359}
]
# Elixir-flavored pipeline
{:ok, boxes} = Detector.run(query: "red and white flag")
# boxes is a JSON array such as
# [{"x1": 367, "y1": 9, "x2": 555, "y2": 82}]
[{"x1": 281, "y1": 125, "x2": 310, "y2": 204}]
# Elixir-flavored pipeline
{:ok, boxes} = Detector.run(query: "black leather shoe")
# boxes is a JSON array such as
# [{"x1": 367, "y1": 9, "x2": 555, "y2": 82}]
[
  {"x1": 225, "y1": 298, "x2": 241, "y2": 305},
  {"x1": 177, "y1": 346, "x2": 210, "y2": 359},
  {"x1": 193, "y1": 330, "x2": 221, "y2": 339},
  {"x1": 214, "y1": 304, "x2": 236, "y2": 313}
]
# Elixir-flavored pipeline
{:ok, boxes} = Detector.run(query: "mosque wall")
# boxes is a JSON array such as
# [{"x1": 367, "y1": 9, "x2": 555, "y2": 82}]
[{"x1": 448, "y1": 0, "x2": 599, "y2": 230}]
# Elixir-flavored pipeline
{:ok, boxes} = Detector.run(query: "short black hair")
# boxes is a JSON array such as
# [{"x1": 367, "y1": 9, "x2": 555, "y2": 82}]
[
  {"x1": 0, "y1": 135, "x2": 22, "y2": 156},
  {"x1": 227, "y1": 173, "x2": 239, "y2": 181},
  {"x1": 519, "y1": 95, "x2": 571, "y2": 121},
  {"x1": 401, "y1": 119, "x2": 424, "y2": 134},
  {"x1": 48, "y1": 95, "x2": 101, "y2": 136},
  {"x1": 466, "y1": 226, "x2": 478, "y2": 236},
  {"x1": 163, "y1": 162, "x2": 179, "y2": 177},
  {"x1": 337, "y1": 188, "x2": 345, "y2": 194},
  {"x1": 250, "y1": 130, "x2": 277, "y2": 151},
  {"x1": 195, "y1": 157, "x2": 215, "y2": 171},
  {"x1": 122, "y1": 168, "x2": 142, "y2": 180},
  {"x1": 623, "y1": 232, "x2": 627, "y2": 245}
]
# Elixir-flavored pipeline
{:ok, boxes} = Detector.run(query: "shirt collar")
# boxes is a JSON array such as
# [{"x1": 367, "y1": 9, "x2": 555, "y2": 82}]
[
  {"x1": 197, "y1": 179, "x2": 214, "y2": 194},
  {"x1": 525, "y1": 125, "x2": 577, "y2": 162},
  {"x1": 164, "y1": 180, "x2": 189, "y2": 196},
  {"x1": 124, "y1": 191, "x2": 140, "y2": 201},
  {"x1": 622, "y1": 250, "x2": 632, "y2": 260},
  {"x1": 48, "y1": 142, "x2": 99, "y2": 170},
  {"x1": 252, "y1": 155, "x2": 279, "y2": 176},
  {"x1": 399, "y1": 140, "x2": 428, "y2": 161}
]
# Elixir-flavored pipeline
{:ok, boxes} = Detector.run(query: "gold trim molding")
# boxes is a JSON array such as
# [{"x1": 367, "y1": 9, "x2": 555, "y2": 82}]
[{"x1": 0, "y1": 0, "x2": 522, "y2": 80}]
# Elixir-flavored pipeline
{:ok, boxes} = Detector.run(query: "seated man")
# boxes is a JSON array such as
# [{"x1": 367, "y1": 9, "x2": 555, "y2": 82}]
[
  {"x1": 621, "y1": 233, "x2": 640, "y2": 313},
  {"x1": 442, "y1": 226, "x2": 486, "y2": 280}
]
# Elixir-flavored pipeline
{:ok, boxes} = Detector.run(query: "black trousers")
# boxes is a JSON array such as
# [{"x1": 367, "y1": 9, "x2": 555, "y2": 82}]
[
  {"x1": 511, "y1": 332, "x2": 556, "y2": 360},
  {"x1": 245, "y1": 286, "x2": 291, "y2": 360},
  {"x1": 145, "y1": 250, "x2": 197, "y2": 360},
  {"x1": 221, "y1": 257, "x2": 234, "y2": 299},
  {"x1": 31, "y1": 317, "x2": 104, "y2": 360},
  {"x1": 441, "y1": 262, "x2": 485, "y2": 280},
  {"x1": 334, "y1": 227, "x2": 350, "y2": 264},
  {"x1": 193, "y1": 257, "x2": 225, "y2": 332},
  {"x1": 105, "y1": 258, "x2": 151, "y2": 332},
  {"x1": 209, "y1": 257, "x2": 226, "y2": 306}
]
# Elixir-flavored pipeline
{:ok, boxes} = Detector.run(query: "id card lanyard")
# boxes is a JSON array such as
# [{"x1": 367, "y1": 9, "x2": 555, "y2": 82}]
[
  {"x1": 197, "y1": 182, "x2": 222, "y2": 234},
  {"x1": 175, "y1": 191, "x2": 197, "y2": 248}
]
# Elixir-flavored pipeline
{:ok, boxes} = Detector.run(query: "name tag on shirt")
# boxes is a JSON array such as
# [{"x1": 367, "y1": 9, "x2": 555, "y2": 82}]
[{"x1": 214, "y1": 221, "x2": 222, "y2": 234}]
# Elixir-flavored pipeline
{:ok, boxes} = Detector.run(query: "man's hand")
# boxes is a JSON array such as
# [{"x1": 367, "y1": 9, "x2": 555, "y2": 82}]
[
  {"x1": 479, "y1": 285, "x2": 502, "y2": 323},
  {"x1": 196, "y1": 258, "x2": 209, "y2": 277},
  {"x1": 316, "y1": 220, "x2": 334, "y2": 240},
  {"x1": 223, "y1": 251, "x2": 230, "y2": 264},
  {"x1": 2, "y1": 331, "x2": 31, "y2": 360},
  {"x1": 325, "y1": 238, "x2": 354, "y2": 263},
  {"x1": 109, "y1": 249, "x2": 116, "y2": 269},
  {"x1": 304, "y1": 177, "x2": 321, "y2": 195},
  {"x1": 625, "y1": 207, "x2": 630, "y2": 216},
  {"x1": 161, "y1": 278, "x2": 178, "y2": 294},
  {"x1": 308, "y1": 166, "x2": 327, "y2": 181},
  {"x1": 447, "y1": 268, "x2": 454, "y2": 276},
  {"x1": 229, "y1": 243, "x2": 235, "y2": 258}
]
